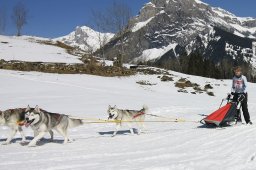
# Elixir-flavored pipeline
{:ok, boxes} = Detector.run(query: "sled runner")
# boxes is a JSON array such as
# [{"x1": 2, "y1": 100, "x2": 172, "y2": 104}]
[{"x1": 201, "y1": 94, "x2": 245, "y2": 127}]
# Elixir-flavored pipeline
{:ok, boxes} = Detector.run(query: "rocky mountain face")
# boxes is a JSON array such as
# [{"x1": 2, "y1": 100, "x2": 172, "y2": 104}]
[
  {"x1": 103, "y1": 0, "x2": 256, "y2": 81},
  {"x1": 55, "y1": 26, "x2": 114, "y2": 52}
]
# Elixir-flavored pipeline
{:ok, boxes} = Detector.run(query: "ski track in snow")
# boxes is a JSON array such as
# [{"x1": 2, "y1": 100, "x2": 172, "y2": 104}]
[{"x1": 0, "y1": 69, "x2": 256, "y2": 170}]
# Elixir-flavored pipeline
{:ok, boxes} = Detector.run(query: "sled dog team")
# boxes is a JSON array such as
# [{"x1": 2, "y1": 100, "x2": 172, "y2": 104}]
[
  {"x1": 0, "y1": 105, "x2": 148, "y2": 147},
  {"x1": 0, "y1": 66, "x2": 252, "y2": 147}
]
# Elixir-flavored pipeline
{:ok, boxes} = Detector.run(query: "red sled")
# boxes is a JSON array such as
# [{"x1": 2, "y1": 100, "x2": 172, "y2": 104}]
[{"x1": 202, "y1": 103, "x2": 237, "y2": 126}]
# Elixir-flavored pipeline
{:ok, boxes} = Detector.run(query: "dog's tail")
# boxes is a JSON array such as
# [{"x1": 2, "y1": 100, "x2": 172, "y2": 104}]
[
  {"x1": 68, "y1": 118, "x2": 83, "y2": 128},
  {"x1": 142, "y1": 105, "x2": 149, "y2": 113}
]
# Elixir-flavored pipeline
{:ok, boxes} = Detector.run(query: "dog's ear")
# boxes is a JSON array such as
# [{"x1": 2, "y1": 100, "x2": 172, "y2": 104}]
[
  {"x1": 108, "y1": 105, "x2": 111, "y2": 109},
  {"x1": 114, "y1": 105, "x2": 117, "y2": 109},
  {"x1": 35, "y1": 105, "x2": 41, "y2": 113},
  {"x1": 25, "y1": 105, "x2": 31, "y2": 112}
]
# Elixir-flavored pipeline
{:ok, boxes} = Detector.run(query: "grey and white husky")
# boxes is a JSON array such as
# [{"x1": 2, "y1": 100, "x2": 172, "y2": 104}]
[
  {"x1": 0, "y1": 107, "x2": 34, "y2": 145},
  {"x1": 24, "y1": 105, "x2": 83, "y2": 147},
  {"x1": 107, "y1": 105, "x2": 148, "y2": 137}
]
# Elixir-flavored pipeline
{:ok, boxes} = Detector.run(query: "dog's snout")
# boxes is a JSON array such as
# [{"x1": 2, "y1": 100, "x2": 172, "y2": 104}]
[{"x1": 25, "y1": 118, "x2": 29, "y2": 121}]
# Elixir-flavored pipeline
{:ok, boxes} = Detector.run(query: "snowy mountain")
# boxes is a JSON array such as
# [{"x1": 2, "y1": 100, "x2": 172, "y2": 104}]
[
  {"x1": 55, "y1": 26, "x2": 114, "y2": 52},
  {"x1": 1, "y1": 68, "x2": 256, "y2": 169},
  {"x1": 0, "y1": 35, "x2": 82, "y2": 63},
  {"x1": 103, "y1": 0, "x2": 256, "y2": 80}
]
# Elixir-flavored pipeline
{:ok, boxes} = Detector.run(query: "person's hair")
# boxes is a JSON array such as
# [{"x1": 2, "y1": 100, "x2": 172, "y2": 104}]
[{"x1": 234, "y1": 66, "x2": 242, "y2": 72}]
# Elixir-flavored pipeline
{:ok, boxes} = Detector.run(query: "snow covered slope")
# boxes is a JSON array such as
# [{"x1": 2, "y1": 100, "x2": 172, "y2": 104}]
[
  {"x1": 55, "y1": 26, "x2": 114, "y2": 52},
  {"x1": 0, "y1": 69, "x2": 256, "y2": 170},
  {"x1": 0, "y1": 35, "x2": 82, "y2": 63}
]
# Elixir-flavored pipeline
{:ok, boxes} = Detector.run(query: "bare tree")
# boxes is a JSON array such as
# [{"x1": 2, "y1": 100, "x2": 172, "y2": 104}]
[
  {"x1": 84, "y1": 35, "x2": 94, "y2": 57},
  {"x1": 92, "y1": 1, "x2": 132, "y2": 67},
  {"x1": 91, "y1": 10, "x2": 110, "y2": 65},
  {"x1": 12, "y1": 2, "x2": 28, "y2": 36},
  {"x1": 0, "y1": 5, "x2": 6, "y2": 34},
  {"x1": 106, "y1": 1, "x2": 132, "y2": 66},
  {"x1": 106, "y1": 1, "x2": 132, "y2": 33},
  {"x1": 253, "y1": 42, "x2": 256, "y2": 58}
]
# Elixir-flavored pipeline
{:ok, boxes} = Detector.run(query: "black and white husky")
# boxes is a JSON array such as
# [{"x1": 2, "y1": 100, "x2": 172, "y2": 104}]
[
  {"x1": 24, "y1": 105, "x2": 83, "y2": 147},
  {"x1": 107, "y1": 105, "x2": 148, "y2": 137},
  {"x1": 0, "y1": 107, "x2": 33, "y2": 145}
]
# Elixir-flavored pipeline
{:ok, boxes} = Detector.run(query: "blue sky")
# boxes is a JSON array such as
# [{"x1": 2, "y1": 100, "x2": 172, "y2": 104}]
[{"x1": 1, "y1": 0, "x2": 256, "y2": 38}]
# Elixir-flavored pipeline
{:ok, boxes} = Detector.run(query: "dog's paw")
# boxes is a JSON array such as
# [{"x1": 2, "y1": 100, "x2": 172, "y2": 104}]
[
  {"x1": 20, "y1": 141, "x2": 29, "y2": 146},
  {"x1": 20, "y1": 140, "x2": 28, "y2": 144},
  {"x1": 68, "y1": 139, "x2": 74, "y2": 143},
  {"x1": 1, "y1": 141, "x2": 10, "y2": 145},
  {"x1": 28, "y1": 143, "x2": 37, "y2": 147}
]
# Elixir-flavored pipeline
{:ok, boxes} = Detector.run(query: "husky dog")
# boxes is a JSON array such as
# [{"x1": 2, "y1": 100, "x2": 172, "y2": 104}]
[
  {"x1": 0, "y1": 107, "x2": 34, "y2": 145},
  {"x1": 107, "y1": 105, "x2": 148, "y2": 137},
  {"x1": 24, "y1": 105, "x2": 83, "y2": 147}
]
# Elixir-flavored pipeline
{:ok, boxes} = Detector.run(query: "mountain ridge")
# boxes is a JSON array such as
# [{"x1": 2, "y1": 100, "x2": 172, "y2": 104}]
[
  {"x1": 55, "y1": 26, "x2": 114, "y2": 52},
  {"x1": 101, "y1": 0, "x2": 256, "y2": 80}
]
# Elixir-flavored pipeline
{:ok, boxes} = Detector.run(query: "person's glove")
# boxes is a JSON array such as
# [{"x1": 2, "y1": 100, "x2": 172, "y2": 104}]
[
  {"x1": 238, "y1": 94, "x2": 245, "y2": 102},
  {"x1": 227, "y1": 93, "x2": 231, "y2": 99}
]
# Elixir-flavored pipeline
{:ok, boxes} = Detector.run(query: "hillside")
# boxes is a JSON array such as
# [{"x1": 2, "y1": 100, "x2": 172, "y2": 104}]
[
  {"x1": 102, "y1": 0, "x2": 256, "y2": 80},
  {"x1": 0, "y1": 69, "x2": 256, "y2": 170},
  {"x1": 0, "y1": 35, "x2": 82, "y2": 64}
]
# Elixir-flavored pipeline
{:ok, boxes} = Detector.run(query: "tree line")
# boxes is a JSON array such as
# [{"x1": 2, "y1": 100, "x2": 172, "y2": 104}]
[
  {"x1": 152, "y1": 52, "x2": 256, "y2": 82},
  {"x1": 0, "y1": 1, "x2": 28, "y2": 36}
]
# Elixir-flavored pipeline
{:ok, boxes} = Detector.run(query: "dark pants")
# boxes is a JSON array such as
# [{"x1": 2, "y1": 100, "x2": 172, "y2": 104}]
[{"x1": 233, "y1": 93, "x2": 251, "y2": 123}]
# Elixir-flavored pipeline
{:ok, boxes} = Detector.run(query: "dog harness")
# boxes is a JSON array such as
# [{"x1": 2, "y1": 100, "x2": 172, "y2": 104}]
[
  {"x1": 51, "y1": 113, "x2": 63, "y2": 127},
  {"x1": 133, "y1": 111, "x2": 145, "y2": 119}
]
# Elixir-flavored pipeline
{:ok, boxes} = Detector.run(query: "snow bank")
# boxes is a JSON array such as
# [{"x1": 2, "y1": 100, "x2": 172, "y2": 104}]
[
  {"x1": 194, "y1": 0, "x2": 208, "y2": 5},
  {"x1": 134, "y1": 43, "x2": 178, "y2": 62},
  {"x1": 0, "y1": 35, "x2": 82, "y2": 63},
  {"x1": 132, "y1": 17, "x2": 154, "y2": 32}
]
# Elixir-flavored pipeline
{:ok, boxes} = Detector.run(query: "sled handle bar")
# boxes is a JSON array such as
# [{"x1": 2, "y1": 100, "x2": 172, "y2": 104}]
[
  {"x1": 219, "y1": 98, "x2": 226, "y2": 109},
  {"x1": 200, "y1": 119, "x2": 205, "y2": 125}
]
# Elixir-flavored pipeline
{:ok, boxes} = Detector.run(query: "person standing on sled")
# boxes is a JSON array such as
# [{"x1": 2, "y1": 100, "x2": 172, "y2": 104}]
[{"x1": 231, "y1": 66, "x2": 252, "y2": 125}]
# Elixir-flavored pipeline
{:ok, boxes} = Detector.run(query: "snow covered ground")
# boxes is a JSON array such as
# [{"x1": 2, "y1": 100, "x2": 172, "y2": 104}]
[
  {"x1": 0, "y1": 35, "x2": 82, "y2": 63},
  {"x1": 134, "y1": 43, "x2": 178, "y2": 62},
  {"x1": 0, "y1": 69, "x2": 256, "y2": 170}
]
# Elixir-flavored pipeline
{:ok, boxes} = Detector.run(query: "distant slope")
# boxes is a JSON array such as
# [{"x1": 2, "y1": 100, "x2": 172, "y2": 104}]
[
  {"x1": 0, "y1": 35, "x2": 82, "y2": 63},
  {"x1": 55, "y1": 26, "x2": 114, "y2": 52}
]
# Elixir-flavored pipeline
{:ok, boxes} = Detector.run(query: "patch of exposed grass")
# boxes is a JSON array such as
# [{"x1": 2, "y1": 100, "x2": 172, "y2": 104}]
[
  {"x1": 160, "y1": 75, "x2": 174, "y2": 82},
  {"x1": 207, "y1": 92, "x2": 215, "y2": 96},
  {"x1": 0, "y1": 59, "x2": 135, "y2": 77},
  {"x1": 204, "y1": 84, "x2": 213, "y2": 90},
  {"x1": 175, "y1": 78, "x2": 194, "y2": 88},
  {"x1": 137, "y1": 68, "x2": 171, "y2": 75},
  {"x1": 136, "y1": 80, "x2": 157, "y2": 86},
  {"x1": 177, "y1": 89, "x2": 188, "y2": 93}
]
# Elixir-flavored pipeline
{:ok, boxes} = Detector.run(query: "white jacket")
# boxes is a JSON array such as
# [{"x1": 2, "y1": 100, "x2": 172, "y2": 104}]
[{"x1": 231, "y1": 75, "x2": 248, "y2": 93}]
